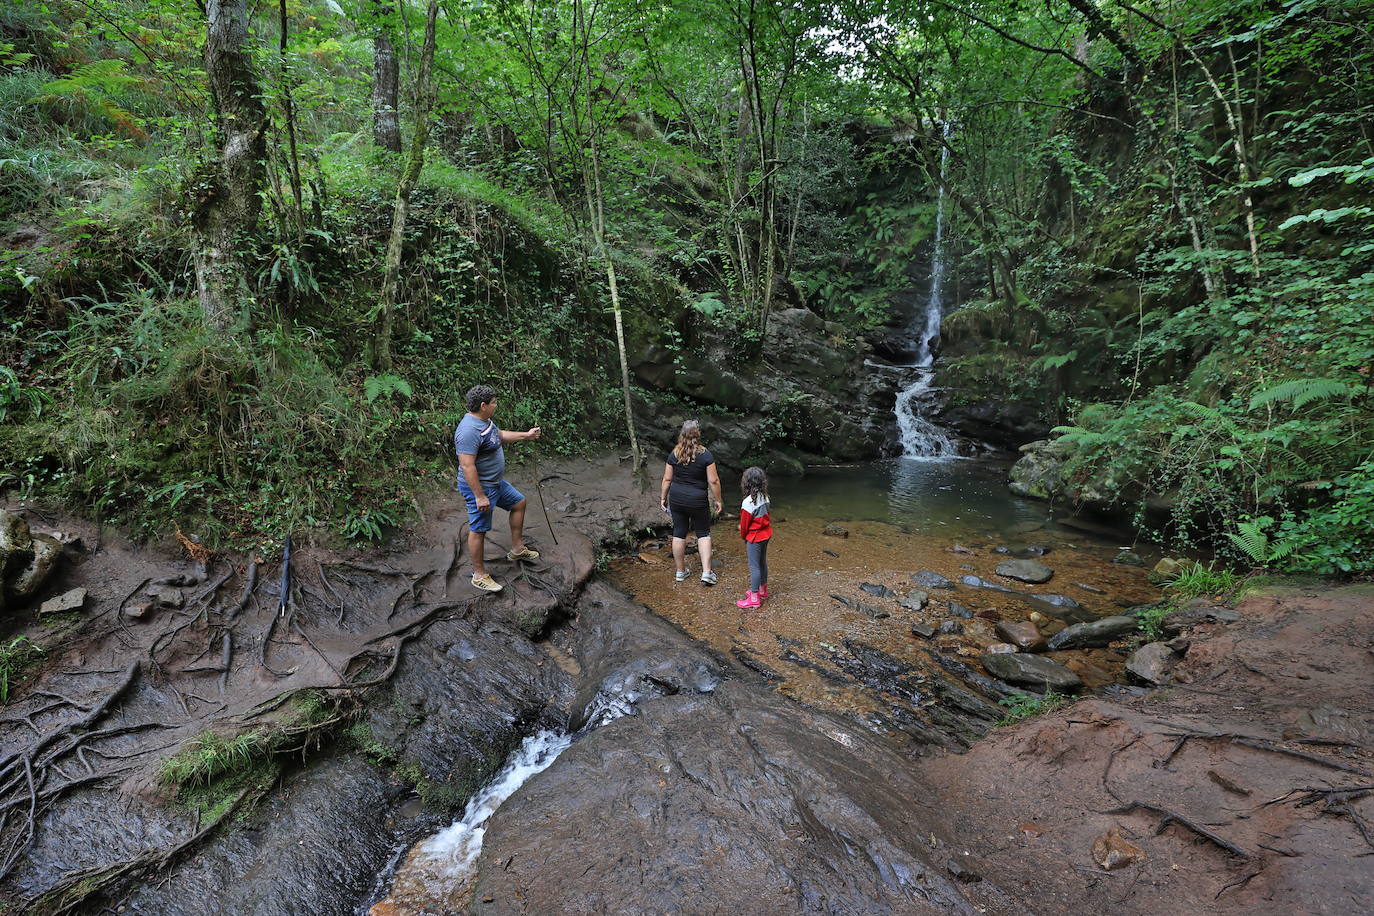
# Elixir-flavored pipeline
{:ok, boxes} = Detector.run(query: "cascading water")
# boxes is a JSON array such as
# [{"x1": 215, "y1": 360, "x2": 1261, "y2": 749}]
[
  {"x1": 366, "y1": 677, "x2": 655, "y2": 915},
  {"x1": 895, "y1": 121, "x2": 959, "y2": 460}
]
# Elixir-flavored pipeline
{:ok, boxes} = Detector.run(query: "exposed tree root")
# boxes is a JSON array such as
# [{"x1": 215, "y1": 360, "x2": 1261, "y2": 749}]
[
  {"x1": 1103, "y1": 800, "x2": 1250, "y2": 858},
  {"x1": 224, "y1": 557, "x2": 259, "y2": 625},
  {"x1": 0, "y1": 663, "x2": 144, "y2": 879},
  {"x1": 20, "y1": 783, "x2": 264, "y2": 916},
  {"x1": 1162, "y1": 729, "x2": 1373, "y2": 778},
  {"x1": 1266, "y1": 785, "x2": 1374, "y2": 851}
]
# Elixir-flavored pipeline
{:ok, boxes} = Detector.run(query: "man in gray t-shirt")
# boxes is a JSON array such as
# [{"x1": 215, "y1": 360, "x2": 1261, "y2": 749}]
[{"x1": 455, "y1": 384, "x2": 542, "y2": 593}]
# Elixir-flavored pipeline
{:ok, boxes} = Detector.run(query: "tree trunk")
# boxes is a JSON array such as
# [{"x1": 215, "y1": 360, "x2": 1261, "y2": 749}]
[
  {"x1": 195, "y1": 0, "x2": 267, "y2": 330},
  {"x1": 370, "y1": 0, "x2": 437, "y2": 371},
  {"x1": 370, "y1": 0, "x2": 401, "y2": 153}
]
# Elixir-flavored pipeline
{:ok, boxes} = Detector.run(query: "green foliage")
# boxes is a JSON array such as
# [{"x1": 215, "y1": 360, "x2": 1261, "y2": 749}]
[
  {"x1": 996, "y1": 691, "x2": 1069, "y2": 726},
  {"x1": 1166, "y1": 563, "x2": 1241, "y2": 601},
  {"x1": 0, "y1": 636, "x2": 45, "y2": 703},
  {"x1": 363, "y1": 373, "x2": 412, "y2": 405},
  {"x1": 1136, "y1": 602, "x2": 1171, "y2": 641}
]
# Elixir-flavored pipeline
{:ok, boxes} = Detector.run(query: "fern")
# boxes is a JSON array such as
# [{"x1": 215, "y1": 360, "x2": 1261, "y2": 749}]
[
  {"x1": 33, "y1": 59, "x2": 143, "y2": 138},
  {"x1": 363, "y1": 373, "x2": 413, "y2": 404},
  {"x1": 1248, "y1": 378, "x2": 1354, "y2": 411},
  {"x1": 1226, "y1": 517, "x2": 1272, "y2": 563}
]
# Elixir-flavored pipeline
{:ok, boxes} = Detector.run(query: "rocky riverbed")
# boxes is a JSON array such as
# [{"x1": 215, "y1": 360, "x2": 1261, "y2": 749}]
[{"x1": 0, "y1": 455, "x2": 1370, "y2": 914}]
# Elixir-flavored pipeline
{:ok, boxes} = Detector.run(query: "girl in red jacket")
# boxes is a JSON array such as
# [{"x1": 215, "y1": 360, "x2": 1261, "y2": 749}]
[{"x1": 736, "y1": 466, "x2": 773, "y2": 608}]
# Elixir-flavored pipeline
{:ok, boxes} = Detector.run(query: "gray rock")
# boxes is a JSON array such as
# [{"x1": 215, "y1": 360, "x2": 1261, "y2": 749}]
[
  {"x1": 1031, "y1": 593, "x2": 1081, "y2": 608},
  {"x1": 984, "y1": 642, "x2": 1018, "y2": 655},
  {"x1": 898, "y1": 589, "x2": 928, "y2": 612},
  {"x1": 1046, "y1": 615, "x2": 1138, "y2": 651},
  {"x1": 982, "y1": 652, "x2": 1082, "y2": 691},
  {"x1": 0, "y1": 508, "x2": 34, "y2": 587},
  {"x1": 946, "y1": 602, "x2": 973, "y2": 619},
  {"x1": 39, "y1": 588, "x2": 87, "y2": 616},
  {"x1": 1112, "y1": 550, "x2": 1145, "y2": 567},
  {"x1": 822, "y1": 525, "x2": 849, "y2": 538},
  {"x1": 911, "y1": 570, "x2": 955, "y2": 590},
  {"x1": 147, "y1": 584, "x2": 185, "y2": 609},
  {"x1": 860, "y1": 582, "x2": 896, "y2": 598},
  {"x1": 938, "y1": 620, "x2": 964, "y2": 635},
  {"x1": 1126, "y1": 642, "x2": 1182, "y2": 685},
  {"x1": 831, "y1": 594, "x2": 888, "y2": 619},
  {"x1": 10, "y1": 533, "x2": 62, "y2": 599},
  {"x1": 1073, "y1": 582, "x2": 1105, "y2": 594},
  {"x1": 995, "y1": 559, "x2": 1054, "y2": 584},
  {"x1": 911, "y1": 623, "x2": 936, "y2": 639},
  {"x1": 1160, "y1": 605, "x2": 1239, "y2": 635}
]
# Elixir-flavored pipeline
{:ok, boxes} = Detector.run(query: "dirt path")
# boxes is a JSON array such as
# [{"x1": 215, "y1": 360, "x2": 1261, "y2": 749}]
[{"x1": 919, "y1": 584, "x2": 1374, "y2": 912}]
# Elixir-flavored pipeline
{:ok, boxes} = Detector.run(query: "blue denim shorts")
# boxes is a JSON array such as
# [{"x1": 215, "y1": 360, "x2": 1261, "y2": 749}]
[{"x1": 456, "y1": 478, "x2": 525, "y2": 532}]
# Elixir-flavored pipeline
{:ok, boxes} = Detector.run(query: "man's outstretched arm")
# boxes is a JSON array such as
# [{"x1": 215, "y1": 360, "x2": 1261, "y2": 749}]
[{"x1": 500, "y1": 426, "x2": 541, "y2": 444}]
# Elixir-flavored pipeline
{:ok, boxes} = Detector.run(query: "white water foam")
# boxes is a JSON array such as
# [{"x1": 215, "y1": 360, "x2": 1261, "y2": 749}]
[
  {"x1": 895, "y1": 369, "x2": 960, "y2": 460},
  {"x1": 418, "y1": 729, "x2": 572, "y2": 877},
  {"x1": 897, "y1": 121, "x2": 959, "y2": 459}
]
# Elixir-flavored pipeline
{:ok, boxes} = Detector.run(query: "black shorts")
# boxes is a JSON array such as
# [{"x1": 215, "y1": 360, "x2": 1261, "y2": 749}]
[{"x1": 670, "y1": 504, "x2": 711, "y2": 539}]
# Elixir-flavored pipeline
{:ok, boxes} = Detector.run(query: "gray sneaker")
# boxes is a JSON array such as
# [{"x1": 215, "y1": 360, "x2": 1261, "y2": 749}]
[
  {"x1": 674, "y1": 570, "x2": 690, "y2": 582},
  {"x1": 701, "y1": 571, "x2": 718, "y2": 586}
]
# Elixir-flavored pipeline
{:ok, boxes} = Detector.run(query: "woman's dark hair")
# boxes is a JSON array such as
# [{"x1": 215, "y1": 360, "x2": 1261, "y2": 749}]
[
  {"x1": 741, "y1": 466, "x2": 768, "y2": 502},
  {"x1": 465, "y1": 384, "x2": 497, "y2": 413}
]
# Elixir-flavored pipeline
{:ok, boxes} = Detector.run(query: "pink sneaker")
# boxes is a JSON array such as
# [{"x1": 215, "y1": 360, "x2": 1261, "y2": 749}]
[
  {"x1": 736, "y1": 591, "x2": 761, "y2": 609},
  {"x1": 758, "y1": 584, "x2": 769, "y2": 601}
]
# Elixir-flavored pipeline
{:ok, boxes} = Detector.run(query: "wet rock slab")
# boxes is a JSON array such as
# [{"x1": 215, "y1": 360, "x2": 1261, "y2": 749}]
[{"x1": 471, "y1": 682, "x2": 993, "y2": 915}]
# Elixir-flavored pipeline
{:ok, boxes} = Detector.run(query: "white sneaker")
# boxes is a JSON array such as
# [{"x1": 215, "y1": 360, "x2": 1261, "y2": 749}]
[{"x1": 674, "y1": 570, "x2": 690, "y2": 582}]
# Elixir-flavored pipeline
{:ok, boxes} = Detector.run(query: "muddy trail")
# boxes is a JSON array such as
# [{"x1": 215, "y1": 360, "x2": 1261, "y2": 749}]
[{"x1": 0, "y1": 456, "x2": 1370, "y2": 914}]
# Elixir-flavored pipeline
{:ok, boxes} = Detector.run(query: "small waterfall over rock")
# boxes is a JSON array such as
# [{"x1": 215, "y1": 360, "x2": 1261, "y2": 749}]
[{"x1": 896, "y1": 122, "x2": 959, "y2": 460}]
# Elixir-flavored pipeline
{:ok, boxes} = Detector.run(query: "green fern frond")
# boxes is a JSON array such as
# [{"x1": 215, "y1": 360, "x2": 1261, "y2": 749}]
[
  {"x1": 1178, "y1": 401, "x2": 1243, "y2": 434},
  {"x1": 1226, "y1": 518, "x2": 1271, "y2": 564},
  {"x1": 1248, "y1": 378, "x2": 1354, "y2": 411}
]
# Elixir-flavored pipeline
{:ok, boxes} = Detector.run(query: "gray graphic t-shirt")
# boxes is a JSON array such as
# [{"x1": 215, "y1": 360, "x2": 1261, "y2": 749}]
[{"x1": 454, "y1": 414, "x2": 505, "y2": 486}]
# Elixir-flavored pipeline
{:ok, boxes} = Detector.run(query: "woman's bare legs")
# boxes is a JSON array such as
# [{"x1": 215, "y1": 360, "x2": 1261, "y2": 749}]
[
  {"x1": 672, "y1": 536, "x2": 687, "y2": 574},
  {"x1": 698, "y1": 535, "x2": 713, "y2": 576}
]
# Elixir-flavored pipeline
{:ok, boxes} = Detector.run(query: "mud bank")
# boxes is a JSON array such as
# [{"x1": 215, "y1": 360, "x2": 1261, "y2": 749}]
[{"x1": 0, "y1": 457, "x2": 1369, "y2": 915}]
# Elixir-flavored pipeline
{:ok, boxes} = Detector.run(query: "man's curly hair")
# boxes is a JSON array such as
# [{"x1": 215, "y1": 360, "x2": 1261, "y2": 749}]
[{"x1": 465, "y1": 384, "x2": 497, "y2": 413}]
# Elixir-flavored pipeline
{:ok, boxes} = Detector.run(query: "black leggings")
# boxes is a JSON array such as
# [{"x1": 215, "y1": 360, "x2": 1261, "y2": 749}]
[{"x1": 670, "y1": 504, "x2": 711, "y2": 539}]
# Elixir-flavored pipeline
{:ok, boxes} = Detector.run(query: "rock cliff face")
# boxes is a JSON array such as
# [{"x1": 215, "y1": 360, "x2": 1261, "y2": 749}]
[{"x1": 629, "y1": 308, "x2": 898, "y2": 473}]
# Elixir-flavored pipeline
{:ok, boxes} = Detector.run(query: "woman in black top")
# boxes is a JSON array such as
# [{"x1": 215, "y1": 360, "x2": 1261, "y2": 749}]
[{"x1": 659, "y1": 419, "x2": 723, "y2": 585}]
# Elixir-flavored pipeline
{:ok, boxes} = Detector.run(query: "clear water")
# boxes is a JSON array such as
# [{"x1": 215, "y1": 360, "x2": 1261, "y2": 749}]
[{"x1": 773, "y1": 458, "x2": 1056, "y2": 540}]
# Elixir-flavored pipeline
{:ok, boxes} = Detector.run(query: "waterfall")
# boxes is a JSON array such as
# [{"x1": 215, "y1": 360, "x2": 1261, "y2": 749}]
[{"x1": 896, "y1": 122, "x2": 958, "y2": 460}]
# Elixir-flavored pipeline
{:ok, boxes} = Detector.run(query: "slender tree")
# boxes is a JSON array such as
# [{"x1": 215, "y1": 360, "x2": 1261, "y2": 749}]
[
  {"x1": 371, "y1": 0, "x2": 437, "y2": 370},
  {"x1": 194, "y1": 0, "x2": 267, "y2": 330}
]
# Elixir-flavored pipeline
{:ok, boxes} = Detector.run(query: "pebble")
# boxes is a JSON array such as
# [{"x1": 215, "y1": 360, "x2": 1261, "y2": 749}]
[
  {"x1": 1073, "y1": 582, "x2": 1106, "y2": 594},
  {"x1": 898, "y1": 589, "x2": 928, "y2": 611},
  {"x1": 984, "y1": 642, "x2": 1018, "y2": 655},
  {"x1": 822, "y1": 525, "x2": 849, "y2": 538},
  {"x1": 938, "y1": 620, "x2": 964, "y2": 635}
]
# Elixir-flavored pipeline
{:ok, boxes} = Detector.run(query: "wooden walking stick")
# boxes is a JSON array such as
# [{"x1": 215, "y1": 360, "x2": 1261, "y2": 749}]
[{"x1": 531, "y1": 454, "x2": 558, "y2": 546}]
